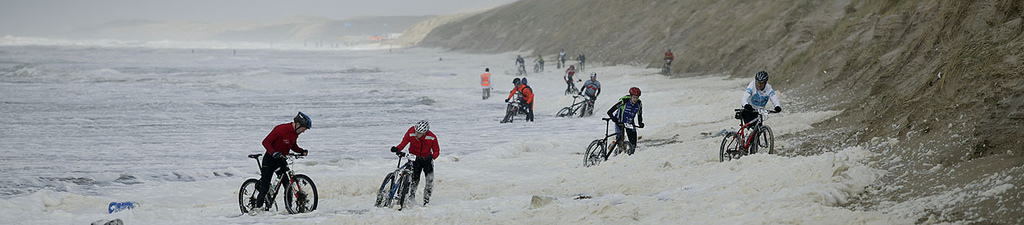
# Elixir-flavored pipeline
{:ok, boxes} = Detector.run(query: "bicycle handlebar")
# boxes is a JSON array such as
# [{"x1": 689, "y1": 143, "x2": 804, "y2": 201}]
[
  {"x1": 601, "y1": 117, "x2": 640, "y2": 129},
  {"x1": 734, "y1": 108, "x2": 779, "y2": 114}
]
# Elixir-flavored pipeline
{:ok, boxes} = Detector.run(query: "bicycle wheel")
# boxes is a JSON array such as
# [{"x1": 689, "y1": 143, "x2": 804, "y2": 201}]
[
  {"x1": 283, "y1": 174, "x2": 318, "y2": 214},
  {"x1": 583, "y1": 139, "x2": 605, "y2": 167},
  {"x1": 395, "y1": 175, "x2": 412, "y2": 211},
  {"x1": 375, "y1": 173, "x2": 395, "y2": 207},
  {"x1": 238, "y1": 178, "x2": 260, "y2": 214},
  {"x1": 501, "y1": 104, "x2": 515, "y2": 123},
  {"x1": 757, "y1": 126, "x2": 775, "y2": 154},
  {"x1": 556, "y1": 107, "x2": 572, "y2": 117},
  {"x1": 719, "y1": 133, "x2": 741, "y2": 162},
  {"x1": 578, "y1": 104, "x2": 586, "y2": 118}
]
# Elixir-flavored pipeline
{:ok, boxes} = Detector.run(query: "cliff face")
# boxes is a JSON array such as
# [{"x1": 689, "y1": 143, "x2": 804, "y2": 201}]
[{"x1": 419, "y1": 0, "x2": 1024, "y2": 223}]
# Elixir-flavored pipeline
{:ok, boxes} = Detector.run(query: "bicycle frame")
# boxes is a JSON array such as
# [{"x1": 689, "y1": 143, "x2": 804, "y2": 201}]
[
  {"x1": 723, "y1": 108, "x2": 772, "y2": 160},
  {"x1": 250, "y1": 154, "x2": 305, "y2": 210},
  {"x1": 388, "y1": 155, "x2": 415, "y2": 200},
  {"x1": 558, "y1": 95, "x2": 593, "y2": 117},
  {"x1": 601, "y1": 118, "x2": 636, "y2": 158},
  {"x1": 376, "y1": 152, "x2": 417, "y2": 210}
]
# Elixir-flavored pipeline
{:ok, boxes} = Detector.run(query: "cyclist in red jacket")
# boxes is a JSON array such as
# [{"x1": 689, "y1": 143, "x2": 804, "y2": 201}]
[
  {"x1": 390, "y1": 120, "x2": 440, "y2": 206},
  {"x1": 255, "y1": 112, "x2": 311, "y2": 209}
]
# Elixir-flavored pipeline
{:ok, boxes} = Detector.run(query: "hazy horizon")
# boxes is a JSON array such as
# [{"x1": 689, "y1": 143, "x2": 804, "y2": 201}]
[{"x1": 0, "y1": 0, "x2": 515, "y2": 36}]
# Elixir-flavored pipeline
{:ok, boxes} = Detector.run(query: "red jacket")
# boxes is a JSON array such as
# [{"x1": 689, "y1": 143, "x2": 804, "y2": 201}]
[
  {"x1": 397, "y1": 127, "x2": 440, "y2": 159},
  {"x1": 263, "y1": 123, "x2": 305, "y2": 156}
]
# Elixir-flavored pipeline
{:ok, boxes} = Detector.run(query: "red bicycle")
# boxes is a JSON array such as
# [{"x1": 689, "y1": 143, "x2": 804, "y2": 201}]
[{"x1": 720, "y1": 108, "x2": 776, "y2": 162}]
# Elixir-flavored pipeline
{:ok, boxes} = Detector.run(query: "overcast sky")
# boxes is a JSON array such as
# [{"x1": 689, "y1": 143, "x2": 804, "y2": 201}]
[{"x1": 0, "y1": 0, "x2": 515, "y2": 36}]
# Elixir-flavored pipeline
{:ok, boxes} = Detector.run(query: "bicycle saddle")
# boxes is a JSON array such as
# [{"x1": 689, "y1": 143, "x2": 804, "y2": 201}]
[{"x1": 248, "y1": 154, "x2": 262, "y2": 159}]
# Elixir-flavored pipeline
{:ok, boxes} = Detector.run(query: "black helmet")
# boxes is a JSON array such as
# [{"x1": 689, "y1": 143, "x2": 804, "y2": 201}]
[
  {"x1": 755, "y1": 71, "x2": 769, "y2": 83},
  {"x1": 294, "y1": 112, "x2": 311, "y2": 129},
  {"x1": 513, "y1": 77, "x2": 521, "y2": 85}
]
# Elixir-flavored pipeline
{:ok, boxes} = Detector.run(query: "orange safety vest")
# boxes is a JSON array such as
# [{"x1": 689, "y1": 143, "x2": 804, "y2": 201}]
[{"x1": 481, "y1": 72, "x2": 491, "y2": 87}]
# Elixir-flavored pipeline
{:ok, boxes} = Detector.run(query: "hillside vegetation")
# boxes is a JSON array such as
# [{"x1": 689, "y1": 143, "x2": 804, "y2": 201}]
[{"x1": 418, "y1": 0, "x2": 1024, "y2": 223}]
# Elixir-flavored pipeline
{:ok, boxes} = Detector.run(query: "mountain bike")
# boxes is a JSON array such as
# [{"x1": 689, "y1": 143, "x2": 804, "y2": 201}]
[
  {"x1": 239, "y1": 153, "x2": 318, "y2": 214},
  {"x1": 564, "y1": 75, "x2": 579, "y2": 96},
  {"x1": 719, "y1": 108, "x2": 775, "y2": 162},
  {"x1": 500, "y1": 95, "x2": 529, "y2": 123},
  {"x1": 583, "y1": 118, "x2": 638, "y2": 167},
  {"x1": 375, "y1": 152, "x2": 416, "y2": 211},
  {"x1": 556, "y1": 95, "x2": 594, "y2": 118},
  {"x1": 533, "y1": 62, "x2": 544, "y2": 73},
  {"x1": 517, "y1": 63, "x2": 528, "y2": 76},
  {"x1": 661, "y1": 59, "x2": 672, "y2": 75}
]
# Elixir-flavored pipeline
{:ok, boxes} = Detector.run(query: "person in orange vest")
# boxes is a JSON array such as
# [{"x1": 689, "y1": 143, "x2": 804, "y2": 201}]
[{"x1": 481, "y1": 68, "x2": 492, "y2": 100}]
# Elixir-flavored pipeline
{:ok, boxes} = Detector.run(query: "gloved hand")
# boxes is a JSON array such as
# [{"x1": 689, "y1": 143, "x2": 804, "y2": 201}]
[
  {"x1": 272, "y1": 152, "x2": 284, "y2": 159},
  {"x1": 744, "y1": 104, "x2": 754, "y2": 112},
  {"x1": 610, "y1": 117, "x2": 619, "y2": 124},
  {"x1": 504, "y1": 99, "x2": 509, "y2": 103},
  {"x1": 298, "y1": 149, "x2": 308, "y2": 156},
  {"x1": 774, "y1": 106, "x2": 782, "y2": 113},
  {"x1": 390, "y1": 146, "x2": 400, "y2": 153},
  {"x1": 638, "y1": 122, "x2": 645, "y2": 128}
]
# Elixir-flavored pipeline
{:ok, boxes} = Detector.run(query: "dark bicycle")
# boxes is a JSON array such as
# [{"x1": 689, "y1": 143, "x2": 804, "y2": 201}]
[
  {"x1": 517, "y1": 63, "x2": 528, "y2": 76},
  {"x1": 719, "y1": 108, "x2": 775, "y2": 162},
  {"x1": 239, "y1": 153, "x2": 318, "y2": 215},
  {"x1": 500, "y1": 94, "x2": 529, "y2": 123},
  {"x1": 556, "y1": 95, "x2": 595, "y2": 118},
  {"x1": 661, "y1": 59, "x2": 672, "y2": 75},
  {"x1": 375, "y1": 152, "x2": 416, "y2": 211},
  {"x1": 583, "y1": 118, "x2": 638, "y2": 167}
]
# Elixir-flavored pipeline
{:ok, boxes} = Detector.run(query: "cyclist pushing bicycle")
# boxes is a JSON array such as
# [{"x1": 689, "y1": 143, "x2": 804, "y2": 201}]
[
  {"x1": 390, "y1": 120, "x2": 440, "y2": 206},
  {"x1": 255, "y1": 112, "x2": 311, "y2": 211},
  {"x1": 740, "y1": 71, "x2": 782, "y2": 125},
  {"x1": 606, "y1": 87, "x2": 645, "y2": 155},
  {"x1": 579, "y1": 73, "x2": 601, "y2": 116}
]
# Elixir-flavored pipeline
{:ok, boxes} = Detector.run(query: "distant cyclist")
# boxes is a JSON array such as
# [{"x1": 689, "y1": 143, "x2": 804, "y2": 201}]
[
  {"x1": 664, "y1": 48, "x2": 674, "y2": 67},
  {"x1": 580, "y1": 73, "x2": 601, "y2": 115},
  {"x1": 564, "y1": 65, "x2": 579, "y2": 95},
  {"x1": 515, "y1": 55, "x2": 526, "y2": 76},
  {"x1": 534, "y1": 55, "x2": 545, "y2": 72},
  {"x1": 606, "y1": 87, "x2": 644, "y2": 156},
  {"x1": 390, "y1": 120, "x2": 440, "y2": 206},
  {"x1": 740, "y1": 70, "x2": 782, "y2": 124},
  {"x1": 255, "y1": 112, "x2": 311, "y2": 210},
  {"x1": 481, "y1": 68, "x2": 492, "y2": 100}
]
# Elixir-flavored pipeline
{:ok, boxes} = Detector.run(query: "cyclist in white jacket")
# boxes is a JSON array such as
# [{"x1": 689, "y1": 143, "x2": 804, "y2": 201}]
[{"x1": 740, "y1": 70, "x2": 781, "y2": 124}]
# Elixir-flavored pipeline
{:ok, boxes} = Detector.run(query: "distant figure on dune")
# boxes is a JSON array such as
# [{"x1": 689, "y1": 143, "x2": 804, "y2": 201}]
[
  {"x1": 577, "y1": 52, "x2": 586, "y2": 72},
  {"x1": 558, "y1": 50, "x2": 566, "y2": 69}
]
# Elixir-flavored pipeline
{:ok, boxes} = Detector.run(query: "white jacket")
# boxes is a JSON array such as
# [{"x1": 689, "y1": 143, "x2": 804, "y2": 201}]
[{"x1": 742, "y1": 81, "x2": 781, "y2": 109}]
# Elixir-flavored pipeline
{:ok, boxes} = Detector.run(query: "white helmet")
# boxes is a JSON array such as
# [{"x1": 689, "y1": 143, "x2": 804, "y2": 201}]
[{"x1": 414, "y1": 120, "x2": 430, "y2": 133}]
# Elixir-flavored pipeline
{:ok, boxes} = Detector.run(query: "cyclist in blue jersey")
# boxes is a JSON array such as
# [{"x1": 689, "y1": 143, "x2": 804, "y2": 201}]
[
  {"x1": 740, "y1": 70, "x2": 782, "y2": 124},
  {"x1": 606, "y1": 87, "x2": 644, "y2": 155}
]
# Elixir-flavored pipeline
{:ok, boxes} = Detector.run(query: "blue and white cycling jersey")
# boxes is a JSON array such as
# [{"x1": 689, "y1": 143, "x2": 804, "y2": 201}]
[
  {"x1": 742, "y1": 80, "x2": 781, "y2": 109},
  {"x1": 609, "y1": 95, "x2": 643, "y2": 125}
]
